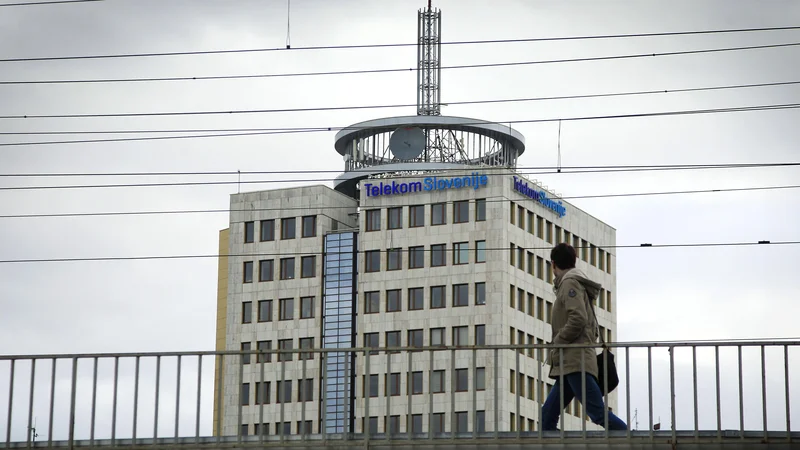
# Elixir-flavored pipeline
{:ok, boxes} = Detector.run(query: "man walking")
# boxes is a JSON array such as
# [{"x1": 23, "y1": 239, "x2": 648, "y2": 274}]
[{"x1": 542, "y1": 243, "x2": 627, "y2": 431}]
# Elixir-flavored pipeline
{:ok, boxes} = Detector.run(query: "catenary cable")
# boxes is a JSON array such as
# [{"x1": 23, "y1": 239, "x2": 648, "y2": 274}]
[
  {"x1": 1, "y1": 184, "x2": 797, "y2": 219},
  {"x1": 3, "y1": 25, "x2": 800, "y2": 63},
  {"x1": 2, "y1": 162, "x2": 796, "y2": 178},
  {"x1": 1, "y1": 41, "x2": 798, "y2": 85},
  {"x1": 0, "y1": 0, "x2": 100, "y2": 6},
  {"x1": 2, "y1": 102, "x2": 800, "y2": 147},
  {"x1": 2, "y1": 79, "x2": 799, "y2": 122},
  {"x1": 0, "y1": 241, "x2": 795, "y2": 264},
  {"x1": 2, "y1": 167, "x2": 799, "y2": 192}
]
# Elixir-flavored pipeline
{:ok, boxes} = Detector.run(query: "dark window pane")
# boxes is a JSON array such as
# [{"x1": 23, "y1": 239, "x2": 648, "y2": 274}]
[
  {"x1": 281, "y1": 218, "x2": 296, "y2": 239},
  {"x1": 301, "y1": 215, "x2": 316, "y2": 237},
  {"x1": 260, "y1": 219, "x2": 275, "y2": 241},
  {"x1": 244, "y1": 221, "x2": 254, "y2": 243}
]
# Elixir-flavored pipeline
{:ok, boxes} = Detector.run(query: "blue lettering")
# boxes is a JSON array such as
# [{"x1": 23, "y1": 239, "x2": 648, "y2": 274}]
[
  {"x1": 512, "y1": 176, "x2": 567, "y2": 218},
  {"x1": 363, "y1": 172, "x2": 488, "y2": 198}
]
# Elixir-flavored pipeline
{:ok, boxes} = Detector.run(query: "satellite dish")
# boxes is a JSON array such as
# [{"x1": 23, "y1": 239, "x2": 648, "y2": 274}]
[{"x1": 389, "y1": 127, "x2": 425, "y2": 160}]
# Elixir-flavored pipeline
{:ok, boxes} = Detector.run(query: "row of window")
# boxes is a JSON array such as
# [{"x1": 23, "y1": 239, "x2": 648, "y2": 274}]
[
  {"x1": 510, "y1": 201, "x2": 612, "y2": 275},
  {"x1": 365, "y1": 199, "x2": 487, "y2": 232},
  {"x1": 243, "y1": 215, "x2": 317, "y2": 243},
  {"x1": 364, "y1": 241, "x2": 486, "y2": 273},
  {"x1": 510, "y1": 243, "x2": 553, "y2": 284},
  {"x1": 241, "y1": 378, "x2": 315, "y2": 405},
  {"x1": 509, "y1": 325, "x2": 612, "y2": 363},
  {"x1": 509, "y1": 284, "x2": 554, "y2": 323},
  {"x1": 364, "y1": 324, "x2": 486, "y2": 352},
  {"x1": 239, "y1": 337, "x2": 315, "y2": 363},
  {"x1": 240, "y1": 421, "x2": 311, "y2": 437},
  {"x1": 363, "y1": 283, "x2": 485, "y2": 314},
  {"x1": 242, "y1": 256, "x2": 316, "y2": 283},
  {"x1": 241, "y1": 297, "x2": 316, "y2": 323},
  {"x1": 361, "y1": 366, "x2": 486, "y2": 398}
]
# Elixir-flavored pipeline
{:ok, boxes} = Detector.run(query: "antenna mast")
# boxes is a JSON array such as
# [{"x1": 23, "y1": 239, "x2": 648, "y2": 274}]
[{"x1": 417, "y1": 0, "x2": 441, "y2": 116}]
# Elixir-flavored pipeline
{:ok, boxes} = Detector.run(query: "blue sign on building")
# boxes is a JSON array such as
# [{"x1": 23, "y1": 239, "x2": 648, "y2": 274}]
[
  {"x1": 363, "y1": 172, "x2": 488, "y2": 198},
  {"x1": 513, "y1": 176, "x2": 567, "y2": 218}
]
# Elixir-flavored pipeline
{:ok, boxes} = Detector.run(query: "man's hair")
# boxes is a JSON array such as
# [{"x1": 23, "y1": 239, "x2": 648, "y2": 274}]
[{"x1": 550, "y1": 243, "x2": 577, "y2": 270}]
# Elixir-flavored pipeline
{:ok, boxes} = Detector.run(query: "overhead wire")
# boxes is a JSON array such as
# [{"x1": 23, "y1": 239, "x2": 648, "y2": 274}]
[
  {"x1": 2, "y1": 25, "x2": 800, "y2": 62},
  {"x1": 2, "y1": 102, "x2": 800, "y2": 147},
  {"x1": 1, "y1": 184, "x2": 798, "y2": 218},
  {"x1": 1, "y1": 41, "x2": 799, "y2": 85},
  {"x1": 2, "y1": 162, "x2": 797, "y2": 178},
  {"x1": 0, "y1": 0, "x2": 100, "y2": 6},
  {"x1": 0, "y1": 241, "x2": 795, "y2": 264},
  {"x1": 2, "y1": 79, "x2": 799, "y2": 122}
]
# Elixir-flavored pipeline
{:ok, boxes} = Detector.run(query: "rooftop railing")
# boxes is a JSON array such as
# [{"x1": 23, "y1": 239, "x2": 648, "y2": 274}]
[{"x1": 1, "y1": 340, "x2": 798, "y2": 448}]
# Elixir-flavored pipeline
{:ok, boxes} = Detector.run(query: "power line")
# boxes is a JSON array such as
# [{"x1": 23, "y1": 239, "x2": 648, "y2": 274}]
[
  {"x1": 0, "y1": 0, "x2": 100, "y2": 6},
  {"x1": 3, "y1": 79, "x2": 799, "y2": 122},
  {"x1": 3, "y1": 25, "x2": 800, "y2": 63},
  {"x1": 0, "y1": 241, "x2": 794, "y2": 264},
  {"x1": 2, "y1": 162, "x2": 796, "y2": 178},
  {"x1": 2, "y1": 102, "x2": 800, "y2": 147},
  {"x1": 2, "y1": 41, "x2": 798, "y2": 85},
  {"x1": 1, "y1": 184, "x2": 797, "y2": 218}
]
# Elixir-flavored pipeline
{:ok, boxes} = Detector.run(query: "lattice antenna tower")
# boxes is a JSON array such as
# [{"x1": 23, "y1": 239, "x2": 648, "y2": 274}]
[{"x1": 417, "y1": 0, "x2": 441, "y2": 116}]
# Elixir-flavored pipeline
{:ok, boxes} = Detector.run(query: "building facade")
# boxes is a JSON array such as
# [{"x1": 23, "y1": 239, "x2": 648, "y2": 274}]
[{"x1": 212, "y1": 168, "x2": 617, "y2": 437}]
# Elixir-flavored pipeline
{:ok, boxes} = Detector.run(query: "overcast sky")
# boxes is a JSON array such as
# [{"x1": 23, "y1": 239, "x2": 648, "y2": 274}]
[{"x1": 1, "y1": 0, "x2": 799, "y2": 441}]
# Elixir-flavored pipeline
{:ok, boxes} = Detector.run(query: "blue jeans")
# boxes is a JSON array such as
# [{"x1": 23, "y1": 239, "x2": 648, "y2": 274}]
[{"x1": 542, "y1": 372, "x2": 628, "y2": 431}]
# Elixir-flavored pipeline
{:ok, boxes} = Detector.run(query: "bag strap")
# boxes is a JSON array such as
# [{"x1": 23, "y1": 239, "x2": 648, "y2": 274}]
[{"x1": 586, "y1": 294, "x2": 605, "y2": 347}]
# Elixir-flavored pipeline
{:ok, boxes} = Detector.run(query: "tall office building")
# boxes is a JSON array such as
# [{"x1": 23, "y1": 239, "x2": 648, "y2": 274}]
[{"x1": 213, "y1": 3, "x2": 617, "y2": 438}]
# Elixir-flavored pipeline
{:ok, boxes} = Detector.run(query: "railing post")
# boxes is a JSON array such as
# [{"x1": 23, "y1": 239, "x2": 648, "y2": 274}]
[
  {"x1": 625, "y1": 346, "x2": 630, "y2": 440},
  {"x1": 715, "y1": 345, "x2": 721, "y2": 441},
  {"x1": 388, "y1": 352, "x2": 393, "y2": 440},
  {"x1": 26, "y1": 359, "x2": 36, "y2": 450},
  {"x1": 364, "y1": 349, "x2": 370, "y2": 442},
  {"x1": 214, "y1": 354, "x2": 222, "y2": 443},
  {"x1": 408, "y1": 350, "x2": 413, "y2": 440},
  {"x1": 68, "y1": 357, "x2": 77, "y2": 450},
  {"x1": 559, "y1": 348, "x2": 564, "y2": 441},
  {"x1": 428, "y1": 349, "x2": 434, "y2": 440},
  {"x1": 785, "y1": 345, "x2": 791, "y2": 443},
  {"x1": 91, "y1": 356, "x2": 98, "y2": 447},
  {"x1": 176, "y1": 355, "x2": 183, "y2": 443},
  {"x1": 669, "y1": 346, "x2": 675, "y2": 444},
  {"x1": 47, "y1": 358, "x2": 56, "y2": 448},
  {"x1": 6, "y1": 359, "x2": 15, "y2": 450},
  {"x1": 155, "y1": 355, "x2": 161, "y2": 444},
  {"x1": 580, "y1": 351, "x2": 586, "y2": 438},
  {"x1": 738, "y1": 345, "x2": 744, "y2": 438},
  {"x1": 647, "y1": 346, "x2": 653, "y2": 441},
  {"x1": 195, "y1": 355, "x2": 203, "y2": 443},
  {"x1": 515, "y1": 349, "x2": 520, "y2": 440},
  {"x1": 693, "y1": 345, "x2": 698, "y2": 441},
  {"x1": 449, "y1": 349, "x2": 455, "y2": 439},
  {"x1": 762, "y1": 344, "x2": 768, "y2": 441},
  {"x1": 133, "y1": 356, "x2": 140, "y2": 445},
  {"x1": 471, "y1": 348, "x2": 476, "y2": 439},
  {"x1": 493, "y1": 348, "x2": 498, "y2": 440}
]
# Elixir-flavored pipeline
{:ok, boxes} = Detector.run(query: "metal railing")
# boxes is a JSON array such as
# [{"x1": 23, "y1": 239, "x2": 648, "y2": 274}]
[{"x1": 1, "y1": 340, "x2": 798, "y2": 448}]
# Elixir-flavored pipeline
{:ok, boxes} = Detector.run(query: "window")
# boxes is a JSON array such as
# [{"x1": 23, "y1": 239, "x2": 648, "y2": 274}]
[
  {"x1": 527, "y1": 211, "x2": 534, "y2": 234},
  {"x1": 409, "y1": 414, "x2": 423, "y2": 434},
  {"x1": 366, "y1": 375, "x2": 379, "y2": 397},
  {"x1": 297, "y1": 420, "x2": 312, "y2": 434},
  {"x1": 476, "y1": 368, "x2": 486, "y2": 391},
  {"x1": 365, "y1": 209, "x2": 381, "y2": 231},
  {"x1": 475, "y1": 240, "x2": 486, "y2": 263},
  {"x1": 517, "y1": 205, "x2": 525, "y2": 229},
  {"x1": 475, "y1": 282, "x2": 486, "y2": 305},
  {"x1": 475, "y1": 199, "x2": 486, "y2": 221},
  {"x1": 386, "y1": 331, "x2": 400, "y2": 352},
  {"x1": 408, "y1": 287, "x2": 423, "y2": 310},
  {"x1": 453, "y1": 242, "x2": 469, "y2": 265},
  {"x1": 241, "y1": 342, "x2": 251, "y2": 365},
  {"x1": 299, "y1": 378, "x2": 314, "y2": 402},
  {"x1": 527, "y1": 293, "x2": 534, "y2": 317},
  {"x1": 431, "y1": 413, "x2": 445, "y2": 434},
  {"x1": 455, "y1": 412, "x2": 468, "y2": 433},
  {"x1": 258, "y1": 300, "x2": 272, "y2": 322},
  {"x1": 430, "y1": 327, "x2": 445, "y2": 346},
  {"x1": 279, "y1": 258, "x2": 295, "y2": 280},
  {"x1": 259, "y1": 259, "x2": 274, "y2": 282},
  {"x1": 591, "y1": 244, "x2": 597, "y2": 266},
  {"x1": 386, "y1": 289, "x2": 401, "y2": 312},
  {"x1": 240, "y1": 424, "x2": 249, "y2": 436},
  {"x1": 409, "y1": 205, "x2": 424, "y2": 227},
  {"x1": 536, "y1": 256, "x2": 544, "y2": 280},
  {"x1": 517, "y1": 246, "x2": 524, "y2": 271},
  {"x1": 254, "y1": 423, "x2": 269, "y2": 436},
  {"x1": 385, "y1": 373, "x2": 400, "y2": 396},
  {"x1": 388, "y1": 207, "x2": 402, "y2": 230},
  {"x1": 454, "y1": 200, "x2": 469, "y2": 223},
  {"x1": 277, "y1": 380, "x2": 292, "y2": 403},
  {"x1": 453, "y1": 283, "x2": 468, "y2": 307},
  {"x1": 537, "y1": 297, "x2": 544, "y2": 320},
  {"x1": 431, "y1": 203, "x2": 446, "y2": 225},
  {"x1": 537, "y1": 216, "x2": 544, "y2": 239},
  {"x1": 244, "y1": 221, "x2": 254, "y2": 243},
  {"x1": 455, "y1": 368, "x2": 468, "y2": 392},
  {"x1": 260, "y1": 219, "x2": 275, "y2": 241},
  {"x1": 518, "y1": 288, "x2": 525, "y2": 313},
  {"x1": 242, "y1": 301, "x2": 252, "y2": 324},
  {"x1": 431, "y1": 371, "x2": 445, "y2": 393},
  {"x1": 300, "y1": 296, "x2": 314, "y2": 319},
  {"x1": 430, "y1": 285, "x2": 445, "y2": 309},
  {"x1": 527, "y1": 252, "x2": 534, "y2": 276},
  {"x1": 301, "y1": 215, "x2": 316, "y2": 237},
  {"x1": 453, "y1": 326, "x2": 468, "y2": 346},
  {"x1": 365, "y1": 250, "x2": 380, "y2": 272},
  {"x1": 243, "y1": 261, "x2": 253, "y2": 283},
  {"x1": 385, "y1": 415, "x2": 400, "y2": 435},
  {"x1": 257, "y1": 340, "x2": 271, "y2": 363},
  {"x1": 256, "y1": 381, "x2": 270, "y2": 404},
  {"x1": 241, "y1": 383, "x2": 250, "y2": 405},
  {"x1": 301, "y1": 255, "x2": 316, "y2": 278},
  {"x1": 555, "y1": 225, "x2": 562, "y2": 244},
  {"x1": 546, "y1": 261, "x2": 553, "y2": 284},
  {"x1": 408, "y1": 246, "x2": 424, "y2": 269},
  {"x1": 364, "y1": 333, "x2": 379, "y2": 355},
  {"x1": 299, "y1": 337, "x2": 314, "y2": 360},
  {"x1": 279, "y1": 298, "x2": 293, "y2": 320},
  {"x1": 431, "y1": 244, "x2": 446, "y2": 267},
  {"x1": 387, "y1": 248, "x2": 402, "y2": 270},
  {"x1": 280, "y1": 218, "x2": 296, "y2": 240},
  {"x1": 410, "y1": 371, "x2": 423, "y2": 394},
  {"x1": 607, "y1": 252, "x2": 612, "y2": 274},
  {"x1": 278, "y1": 339, "x2": 292, "y2": 362},
  {"x1": 364, "y1": 291, "x2": 380, "y2": 314},
  {"x1": 476, "y1": 411, "x2": 486, "y2": 433},
  {"x1": 510, "y1": 202, "x2": 515, "y2": 224},
  {"x1": 475, "y1": 325, "x2": 485, "y2": 345},
  {"x1": 408, "y1": 329, "x2": 423, "y2": 348}
]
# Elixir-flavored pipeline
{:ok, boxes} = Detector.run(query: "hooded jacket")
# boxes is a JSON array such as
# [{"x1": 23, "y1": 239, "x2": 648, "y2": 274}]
[{"x1": 547, "y1": 267, "x2": 602, "y2": 380}]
